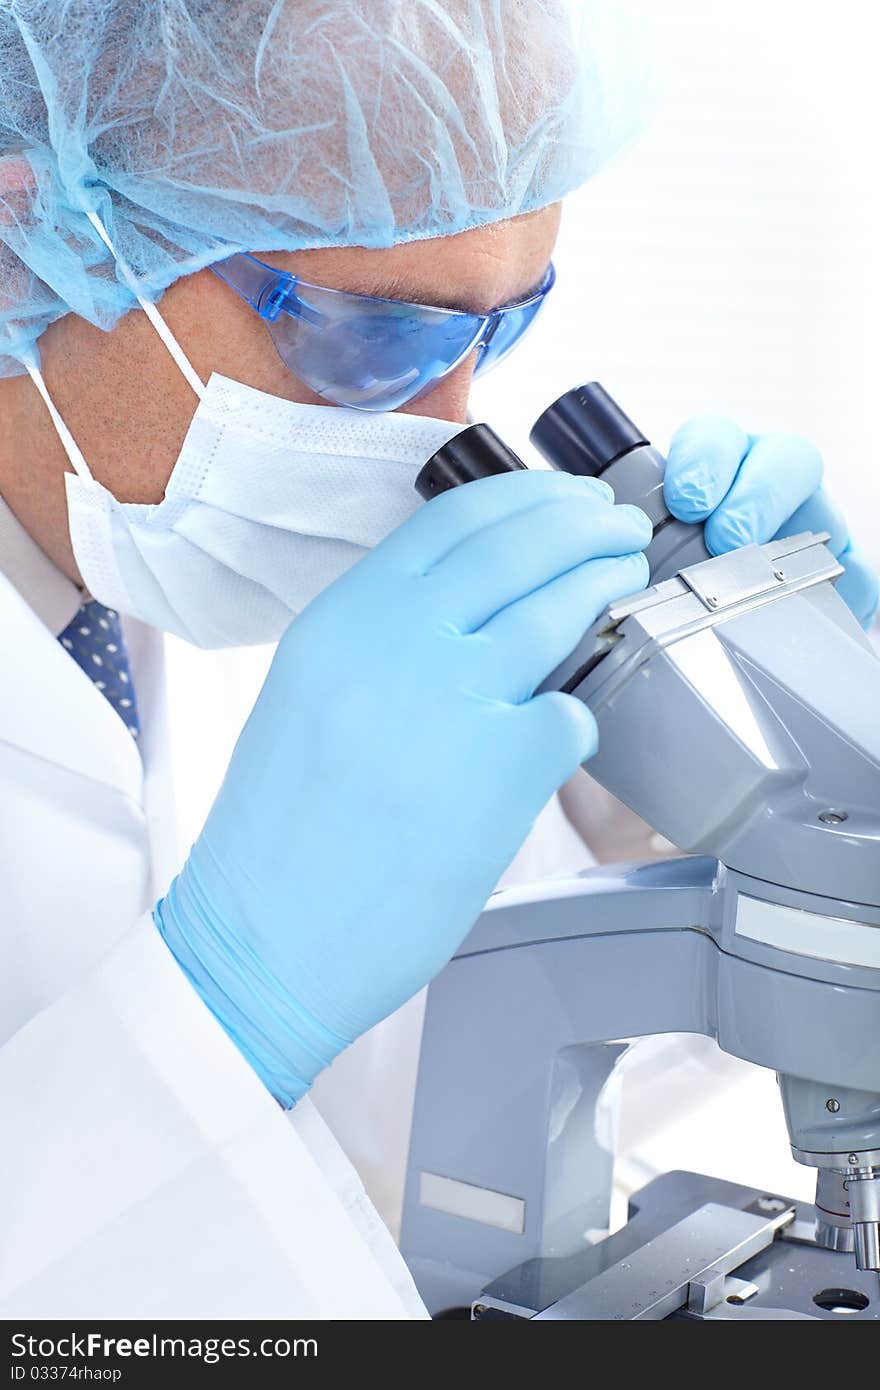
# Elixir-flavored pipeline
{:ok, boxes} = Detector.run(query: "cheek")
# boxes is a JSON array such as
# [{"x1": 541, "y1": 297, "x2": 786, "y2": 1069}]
[
  {"x1": 41, "y1": 309, "x2": 200, "y2": 506},
  {"x1": 396, "y1": 351, "x2": 478, "y2": 425}
]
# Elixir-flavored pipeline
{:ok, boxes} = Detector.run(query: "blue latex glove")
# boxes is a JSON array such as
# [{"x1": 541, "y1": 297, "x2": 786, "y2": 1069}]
[
  {"x1": 156, "y1": 471, "x2": 651, "y2": 1105},
  {"x1": 664, "y1": 419, "x2": 879, "y2": 629}
]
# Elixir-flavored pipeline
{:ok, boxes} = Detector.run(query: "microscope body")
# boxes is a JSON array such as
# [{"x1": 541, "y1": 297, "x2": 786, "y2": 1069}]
[
  {"x1": 401, "y1": 861, "x2": 880, "y2": 1317},
  {"x1": 401, "y1": 386, "x2": 880, "y2": 1317}
]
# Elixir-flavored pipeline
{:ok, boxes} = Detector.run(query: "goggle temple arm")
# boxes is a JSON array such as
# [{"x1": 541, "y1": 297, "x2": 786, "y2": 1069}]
[{"x1": 212, "y1": 254, "x2": 295, "y2": 321}]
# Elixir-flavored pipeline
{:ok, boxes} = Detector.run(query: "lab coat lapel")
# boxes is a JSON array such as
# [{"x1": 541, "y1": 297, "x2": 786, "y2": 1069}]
[
  {"x1": 123, "y1": 615, "x2": 180, "y2": 896},
  {"x1": 0, "y1": 571, "x2": 143, "y2": 802}
]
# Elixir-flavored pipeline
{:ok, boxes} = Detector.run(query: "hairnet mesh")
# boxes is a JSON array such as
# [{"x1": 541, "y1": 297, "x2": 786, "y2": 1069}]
[{"x1": 0, "y1": 0, "x2": 642, "y2": 375}]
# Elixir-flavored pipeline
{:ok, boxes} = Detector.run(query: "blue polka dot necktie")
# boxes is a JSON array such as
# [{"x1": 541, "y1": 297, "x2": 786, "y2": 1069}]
[{"x1": 58, "y1": 600, "x2": 141, "y2": 739}]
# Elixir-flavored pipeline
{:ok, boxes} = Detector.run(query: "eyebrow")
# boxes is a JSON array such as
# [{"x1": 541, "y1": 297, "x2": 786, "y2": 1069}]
[{"x1": 360, "y1": 265, "x2": 551, "y2": 316}]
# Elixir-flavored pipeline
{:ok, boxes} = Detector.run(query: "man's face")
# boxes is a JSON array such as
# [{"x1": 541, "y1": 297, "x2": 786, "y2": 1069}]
[{"x1": 5, "y1": 202, "x2": 560, "y2": 583}]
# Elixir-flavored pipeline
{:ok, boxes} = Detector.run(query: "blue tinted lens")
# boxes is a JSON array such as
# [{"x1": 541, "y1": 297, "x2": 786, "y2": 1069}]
[
  {"x1": 268, "y1": 283, "x2": 485, "y2": 411},
  {"x1": 474, "y1": 292, "x2": 548, "y2": 377}
]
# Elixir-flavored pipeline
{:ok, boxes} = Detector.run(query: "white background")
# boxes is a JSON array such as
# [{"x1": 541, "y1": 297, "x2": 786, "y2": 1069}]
[
  {"x1": 165, "y1": 0, "x2": 880, "y2": 1209},
  {"x1": 477, "y1": 0, "x2": 880, "y2": 531}
]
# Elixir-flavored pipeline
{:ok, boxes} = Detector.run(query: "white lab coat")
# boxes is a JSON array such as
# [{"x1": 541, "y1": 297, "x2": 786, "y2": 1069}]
[
  {"x1": 0, "y1": 563, "x2": 426, "y2": 1318},
  {"x1": 309, "y1": 793, "x2": 600, "y2": 1235},
  {"x1": 0, "y1": 494, "x2": 684, "y2": 1317}
]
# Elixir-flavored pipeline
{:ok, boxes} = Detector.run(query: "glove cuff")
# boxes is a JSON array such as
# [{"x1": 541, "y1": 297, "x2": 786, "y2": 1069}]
[{"x1": 154, "y1": 859, "x2": 349, "y2": 1108}]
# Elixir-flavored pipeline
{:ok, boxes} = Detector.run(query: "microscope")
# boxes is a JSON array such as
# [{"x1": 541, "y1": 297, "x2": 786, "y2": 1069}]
[{"x1": 399, "y1": 384, "x2": 880, "y2": 1320}]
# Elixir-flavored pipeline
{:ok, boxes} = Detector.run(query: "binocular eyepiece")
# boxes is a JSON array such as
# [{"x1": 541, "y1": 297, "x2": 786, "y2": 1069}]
[{"x1": 415, "y1": 381, "x2": 710, "y2": 583}]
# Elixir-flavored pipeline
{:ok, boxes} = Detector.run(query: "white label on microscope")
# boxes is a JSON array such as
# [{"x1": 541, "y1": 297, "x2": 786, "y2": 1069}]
[
  {"x1": 735, "y1": 894, "x2": 880, "y2": 968},
  {"x1": 418, "y1": 1172, "x2": 525, "y2": 1233}
]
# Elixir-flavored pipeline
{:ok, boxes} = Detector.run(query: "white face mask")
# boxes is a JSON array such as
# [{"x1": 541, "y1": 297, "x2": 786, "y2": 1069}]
[
  {"x1": 62, "y1": 373, "x2": 458, "y2": 646},
  {"x1": 25, "y1": 208, "x2": 460, "y2": 647}
]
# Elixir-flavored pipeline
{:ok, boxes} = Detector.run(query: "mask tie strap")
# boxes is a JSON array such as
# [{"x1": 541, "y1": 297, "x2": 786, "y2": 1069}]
[
  {"x1": 18, "y1": 208, "x2": 207, "y2": 480},
  {"x1": 84, "y1": 209, "x2": 207, "y2": 402},
  {"x1": 22, "y1": 353, "x2": 95, "y2": 481}
]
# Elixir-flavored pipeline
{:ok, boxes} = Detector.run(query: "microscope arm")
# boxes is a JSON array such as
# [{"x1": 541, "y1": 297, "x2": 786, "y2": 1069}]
[{"x1": 457, "y1": 857, "x2": 880, "y2": 1088}]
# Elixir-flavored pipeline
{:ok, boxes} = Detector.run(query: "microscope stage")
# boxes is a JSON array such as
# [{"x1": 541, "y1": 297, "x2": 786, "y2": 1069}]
[{"x1": 473, "y1": 1171, "x2": 880, "y2": 1321}]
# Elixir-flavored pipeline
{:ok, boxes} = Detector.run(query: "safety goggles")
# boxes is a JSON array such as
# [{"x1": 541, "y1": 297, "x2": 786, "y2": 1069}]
[{"x1": 211, "y1": 252, "x2": 555, "y2": 412}]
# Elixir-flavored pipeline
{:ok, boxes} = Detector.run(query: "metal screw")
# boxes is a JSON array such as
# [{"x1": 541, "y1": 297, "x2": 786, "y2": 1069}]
[
  {"x1": 773, "y1": 568, "x2": 785, "y2": 581},
  {"x1": 849, "y1": 1154, "x2": 860, "y2": 1166},
  {"x1": 826, "y1": 1099, "x2": 841, "y2": 1113},
  {"x1": 819, "y1": 809, "x2": 849, "y2": 826},
  {"x1": 707, "y1": 595, "x2": 719, "y2": 607},
  {"x1": 472, "y1": 1304, "x2": 486, "y2": 1319}
]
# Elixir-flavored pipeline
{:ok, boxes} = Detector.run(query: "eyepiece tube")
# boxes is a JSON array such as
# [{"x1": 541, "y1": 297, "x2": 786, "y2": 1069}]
[
  {"x1": 530, "y1": 382, "x2": 647, "y2": 478},
  {"x1": 415, "y1": 423, "x2": 527, "y2": 500},
  {"x1": 530, "y1": 382, "x2": 710, "y2": 582}
]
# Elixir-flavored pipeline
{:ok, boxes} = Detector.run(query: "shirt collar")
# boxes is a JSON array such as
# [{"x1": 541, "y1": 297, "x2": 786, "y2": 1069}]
[{"x1": 0, "y1": 495, "x2": 83, "y2": 636}]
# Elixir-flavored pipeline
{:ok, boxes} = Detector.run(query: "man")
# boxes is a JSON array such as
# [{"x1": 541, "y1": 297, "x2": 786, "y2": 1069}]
[{"x1": 0, "y1": 0, "x2": 876, "y2": 1317}]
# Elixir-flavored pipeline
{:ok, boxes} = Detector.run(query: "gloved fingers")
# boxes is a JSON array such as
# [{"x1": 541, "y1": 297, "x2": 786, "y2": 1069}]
[
  {"x1": 477, "y1": 550, "x2": 650, "y2": 702},
  {"x1": 702, "y1": 433, "x2": 824, "y2": 555},
  {"x1": 664, "y1": 416, "x2": 750, "y2": 522},
  {"x1": 507, "y1": 691, "x2": 600, "y2": 800},
  {"x1": 424, "y1": 494, "x2": 652, "y2": 632},
  {"x1": 378, "y1": 468, "x2": 613, "y2": 574},
  {"x1": 835, "y1": 542, "x2": 880, "y2": 630},
  {"x1": 772, "y1": 485, "x2": 850, "y2": 556}
]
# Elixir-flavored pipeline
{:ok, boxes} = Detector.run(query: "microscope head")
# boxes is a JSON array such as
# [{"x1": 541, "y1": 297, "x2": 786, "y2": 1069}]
[
  {"x1": 526, "y1": 382, "x2": 880, "y2": 904},
  {"x1": 547, "y1": 532, "x2": 880, "y2": 904}
]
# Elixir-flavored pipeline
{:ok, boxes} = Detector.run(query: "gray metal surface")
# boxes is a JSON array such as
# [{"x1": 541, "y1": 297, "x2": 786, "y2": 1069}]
[
  {"x1": 598, "y1": 443, "x2": 711, "y2": 581},
  {"x1": 538, "y1": 531, "x2": 844, "y2": 710},
  {"x1": 403, "y1": 458, "x2": 880, "y2": 1308},
  {"x1": 679, "y1": 533, "x2": 836, "y2": 612},
  {"x1": 401, "y1": 859, "x2": 880, "y2": 1311},
  {"x1": 537, "y1": 530, "x2": 879, "y2": 905},
  {"x1": 533, "y1": 1202, "x2": 794, "y2": 1320},
  {"x1": 781, "y1": 1077, "x2": 880, "y2": 1269},
  {"x1": 815, "y1": 1169, "x2": 856, "y2": 1253},
  {"x1": 473, "y1": 1172, "x2": 880, "y2": 1321}
]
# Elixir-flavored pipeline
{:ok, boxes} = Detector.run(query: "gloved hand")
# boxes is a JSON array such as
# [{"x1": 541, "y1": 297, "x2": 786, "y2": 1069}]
[
  {"x1": 664, "y1": 419, "x2": 879, "y2": 629},
  {"x1": 156, "y1": 470, "x2": 651, "y2": 1105}
]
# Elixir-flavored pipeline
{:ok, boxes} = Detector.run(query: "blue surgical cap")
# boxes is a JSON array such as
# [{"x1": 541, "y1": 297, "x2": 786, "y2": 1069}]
[{"x1": 0, "y1": 0, "x2": 641, "y2": 376}]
